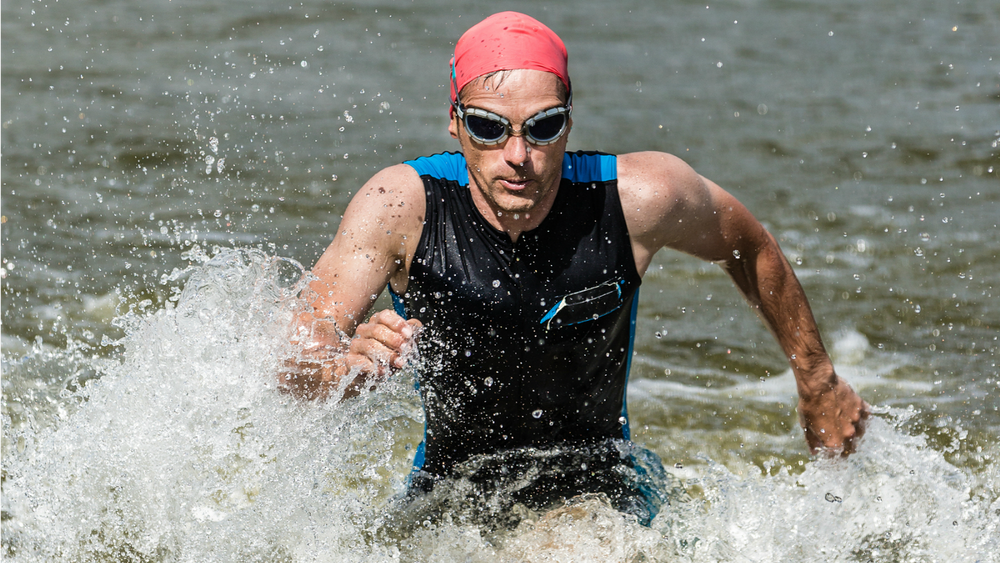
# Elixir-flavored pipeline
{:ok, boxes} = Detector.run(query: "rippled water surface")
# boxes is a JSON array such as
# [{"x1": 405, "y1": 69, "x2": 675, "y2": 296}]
[{"x1": 3, "y1": 0, "x2": 998, "y2": 561}]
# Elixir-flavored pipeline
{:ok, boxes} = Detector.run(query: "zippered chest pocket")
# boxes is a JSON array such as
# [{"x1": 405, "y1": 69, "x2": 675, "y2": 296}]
[{"x1": 539, "y1": 280, "x2": 624, "y2": 329}]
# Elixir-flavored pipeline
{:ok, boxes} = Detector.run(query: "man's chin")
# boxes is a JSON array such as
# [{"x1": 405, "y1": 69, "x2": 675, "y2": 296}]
[{"x1": 493, "y1": 199, "x2": 539, "y2": 215}]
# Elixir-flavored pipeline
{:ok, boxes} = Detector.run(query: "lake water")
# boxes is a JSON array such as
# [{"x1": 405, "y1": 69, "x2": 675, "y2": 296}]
[{"x1": 2, "y1": 0, "x2": 998, "y2": 560}]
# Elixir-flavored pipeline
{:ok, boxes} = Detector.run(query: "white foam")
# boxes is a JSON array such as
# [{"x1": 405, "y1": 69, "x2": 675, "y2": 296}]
[{"x1": 3, "y1": 248, "x2": 997, "y2": 561}]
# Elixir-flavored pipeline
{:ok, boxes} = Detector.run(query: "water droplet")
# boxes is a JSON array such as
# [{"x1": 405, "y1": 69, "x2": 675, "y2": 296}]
[
  {"x1": 654, "y1": 331, "x2": 663, "y2": 338},
  {"x1": 492, "y1": 279, "x2": 500, "y2": 288},
  {"x1": 732, "y1": 249, "x2": 741, "y2": 259},
  {"x1": 619, "y1": 416, "x2": 628, "y2": 425},
  {"x1": 532, "y1": 409, "x2": 543, "y2": 419},
  {"x1": 484, "y1": 377, "x2": 493, "y2": 387}
]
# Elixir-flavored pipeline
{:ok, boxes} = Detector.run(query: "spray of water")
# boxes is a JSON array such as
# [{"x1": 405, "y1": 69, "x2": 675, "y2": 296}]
[
  {"x1": 3, "y1": 247, "x2": 998, "y2": 562},
  {"x1": 2, "y1": 248, "x2": 420, "y2": 561}
]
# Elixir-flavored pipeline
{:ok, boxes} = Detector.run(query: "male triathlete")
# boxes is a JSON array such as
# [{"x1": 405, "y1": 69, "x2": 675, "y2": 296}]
[{"x1": 281, "y1": 11, "x2": 869, "y2": 523}]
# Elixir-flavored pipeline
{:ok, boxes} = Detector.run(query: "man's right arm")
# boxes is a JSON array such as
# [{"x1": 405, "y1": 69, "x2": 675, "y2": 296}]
[{"x1": 279, "y1": 163, "x2": 426, "y2": 400}]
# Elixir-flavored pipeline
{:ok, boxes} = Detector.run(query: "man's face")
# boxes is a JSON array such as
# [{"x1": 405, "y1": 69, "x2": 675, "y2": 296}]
[{"x1": 449, "y1": 69, "x2": 571, "y2": 219}]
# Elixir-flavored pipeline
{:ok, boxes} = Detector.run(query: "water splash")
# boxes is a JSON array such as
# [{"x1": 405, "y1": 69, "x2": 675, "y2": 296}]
[
  {"x1": 3, "y1": 248, "x2": 998, "y2": 562},
  {"x1": 2, "y1": 248, "x2": 423, "y2": 561},
  {"x1": 654, "y1": 414, "x2": 999, "y2": 562}
]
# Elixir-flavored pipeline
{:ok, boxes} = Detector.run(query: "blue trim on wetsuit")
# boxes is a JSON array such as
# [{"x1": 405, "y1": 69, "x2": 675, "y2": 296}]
[
  {"x1": 389, "y1": 284, "x2": 407, "y2": 318},
  {"x1": 562, "y1": 151, "x2": 617, "y2": 183},
  {"x1": 388, "y1": 285, "x2": 426, "y2": 473},
  {"x1": 620, "y1": 289, "x2": 641, "y2": 441},
  {"x1": 405, "y1": 151, "x2": 616, "y2": 187}
]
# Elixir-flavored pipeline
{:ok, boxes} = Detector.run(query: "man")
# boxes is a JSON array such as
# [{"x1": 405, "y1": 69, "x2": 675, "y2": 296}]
[{"x1": 281, "y1": 11, "x2": 868, "y2": 523}]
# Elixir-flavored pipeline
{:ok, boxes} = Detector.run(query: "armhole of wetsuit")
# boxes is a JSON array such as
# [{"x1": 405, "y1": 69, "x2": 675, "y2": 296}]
[
  {"x1": 390, "y1": 168, "x2": 436, "y2": 480},
  {"x1": 602, "y1": 160, "x2": 643, "y2": 443},
  {"x1": 386, "y1": 167, "x2": 435, "y2": 322}
]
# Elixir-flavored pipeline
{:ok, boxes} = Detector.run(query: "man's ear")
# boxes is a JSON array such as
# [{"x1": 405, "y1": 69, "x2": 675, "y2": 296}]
[{"x1": 448, "y1": 108, "x2": 459, "y2": 139}]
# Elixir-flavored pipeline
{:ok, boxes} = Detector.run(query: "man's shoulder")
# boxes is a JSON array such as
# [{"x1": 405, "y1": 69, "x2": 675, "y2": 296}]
[
  {"x1": 617, "y1": 151, "x2": 698, "y2": 185},
  {"x1": 614, "y1": 151, "x2": 707, "y2": 224},
  {"x1": 616, "y1": 151, "x2": 703, "y2": 199},
  {"x1": 345, "y1": 162, "x2": 427, "y2": 222}
]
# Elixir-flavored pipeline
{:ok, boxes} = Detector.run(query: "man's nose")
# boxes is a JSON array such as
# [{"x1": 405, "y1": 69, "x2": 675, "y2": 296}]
[{"x1": 503, "y1": 130, "x2": 530, "y2": 166}]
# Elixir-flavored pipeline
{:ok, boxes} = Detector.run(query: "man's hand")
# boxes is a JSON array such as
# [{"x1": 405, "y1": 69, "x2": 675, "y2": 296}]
[
  {"x1": 797, "y1": 376, "x2": 870, "y2": 456},
  {"x1": 279, "y1": 310, "x2": 422, "y2": 400},
  {"x1": 349, "y1": 309, "x2": 423, "y2": 375}
]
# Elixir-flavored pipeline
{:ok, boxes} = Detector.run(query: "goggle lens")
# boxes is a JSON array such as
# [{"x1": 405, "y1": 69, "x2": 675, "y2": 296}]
[
  {"x1": 527, "y1": 113, "x2": 567, "y2": 143},
  {"x1": 465, "y1": 114, "x2": 508, "y2": 143}
]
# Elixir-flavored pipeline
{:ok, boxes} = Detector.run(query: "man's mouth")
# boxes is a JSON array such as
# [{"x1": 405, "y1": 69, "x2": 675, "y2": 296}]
[{"x1": 500, "y1": 178, "x2": 531, "y2": 190}]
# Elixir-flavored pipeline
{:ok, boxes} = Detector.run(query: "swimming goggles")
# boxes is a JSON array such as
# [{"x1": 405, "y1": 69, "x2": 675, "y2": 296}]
[
  {"x1": 453, "y1": 101, "x2": 572, "y2": 146},
  {"x1": 451, "y1": 62, "x2": 572, "y2": 146}
]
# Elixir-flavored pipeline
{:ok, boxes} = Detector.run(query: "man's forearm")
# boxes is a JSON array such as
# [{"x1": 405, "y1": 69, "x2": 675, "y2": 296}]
[
  {"x1": 723, "y1": 229, "x2": 868, "y2": 454},
  {"x1": 724, "y1": 229, "x2": 836, "y2": 397}
]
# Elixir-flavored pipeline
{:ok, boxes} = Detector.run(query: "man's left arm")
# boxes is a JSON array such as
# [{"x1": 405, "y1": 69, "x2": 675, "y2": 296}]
[{"x1": 618, "y1": 151, "x2": 869, "y2": 455}]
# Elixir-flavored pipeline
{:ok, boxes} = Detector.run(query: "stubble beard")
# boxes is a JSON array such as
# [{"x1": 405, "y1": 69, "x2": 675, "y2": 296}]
[{"x1": 476, "y1": 176, "x2": 553, "y2": 217}]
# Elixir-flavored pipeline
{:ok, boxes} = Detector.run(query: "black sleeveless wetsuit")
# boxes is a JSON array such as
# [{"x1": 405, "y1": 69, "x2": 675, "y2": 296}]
[{"x1": 391, "y1": 151, "x2": 656, "y2": 520}]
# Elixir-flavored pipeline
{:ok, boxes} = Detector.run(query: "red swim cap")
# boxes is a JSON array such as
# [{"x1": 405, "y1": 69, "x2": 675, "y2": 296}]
[{"x1": 450, "y1": 11, "x2": 570, "y2": 103}]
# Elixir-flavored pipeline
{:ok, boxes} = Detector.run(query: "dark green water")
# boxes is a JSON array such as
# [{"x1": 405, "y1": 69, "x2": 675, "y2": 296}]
[{"x1": 3, "y1": 0, "x2": 998, "y2": 560}]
